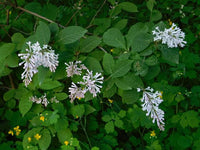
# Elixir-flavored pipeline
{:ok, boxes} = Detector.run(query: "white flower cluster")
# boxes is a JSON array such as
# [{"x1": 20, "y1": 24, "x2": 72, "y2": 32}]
[
  {"x1": 66, "y1": 61, "x2": 104, "y2": 103},
  {"x1": 30, "y1": 94, "x2": 59, "y2": 107},
  {"x1": 18, "y1": 41, "x2": 59, "y2": 87},
  {"x1": 152, "y1": 23, "x2": 186, "y2": 48},
  {"x1": 137, "y1": 87, "x2": 165, "y2": 131}
]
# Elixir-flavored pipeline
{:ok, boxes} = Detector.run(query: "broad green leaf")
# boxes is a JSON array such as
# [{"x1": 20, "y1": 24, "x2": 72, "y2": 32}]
[
  {"x1": 55, "y1": 119, "x2": 69, "y2": 131},
  {"x1": 103, "y1": 84, "x2": 117, "y2": 98},
  {"x1": 146, "y1": 140, "x2": 161, "y2": 150},
  {"x1": 118, "y1": 110, "x2": 126, "y2": 118},
  {"x1": 24, "y1": 2, "x2": 41, "y2": 14},
  {"x1": 3, "y1": 89, "x2": 15, "y2": 101},
  {"x1": 103, "y1": 53, "x2": 115, "y2": 75},
  {"x1": 11, "y1": 33, "x2": 25, "y2": 50},
  {"x1": 84, "y1": 104, "x2": 96, "y2": 116},
  {"x1": 93, "y1": 18, "x2": 111, "y2": 34},
  {"x1": 38, "y1": 66, "x2": 50, "y2": 85},
  {"x1": 105, "y1": 121, "x2": 114, "y2": 133},
  {"x1": 119, "y1": 2, "x2": 138, "y2": 13},
  {"x1": 144, "y1": 65, "x2": 160, "y2": 80},
  {"x1": 55, "y1": 93, "x2": 68, "y2": 100},
  {"x1": 19, "y1": 92, "x2": 33, "y2": 116},
  {"x1": 58, "y1": 26, "x2": 87, "y2": 44},
  {"x1": 5, "y1": 54, "x2": 19, "y2": 68},
  {"x1": 111, "y1": 60, "x2": 133, "y2": 78},
  {"x1": 146, "y1": 0, "x2": 156, "y2": 12},
  {"x1": 145, "y1": 55, "x2": 158, "y2": 66},
  {"x1": 80, "y1": 36, "x2": 101, "y2": 53},
  {"x1": 103, "y1": 28, "x2": 126, "y2": 49},
  {"x1": 41, "y1": 4, "x2": 58, "y2": 20},
  {"x1": 160, "y1": 47, "x2": 179, "y2": 64},
  {"x1": 122, "y1": 90, "x2": 139, "y2": 104},
  {"x1": 150, "y1": 10, "x2": 162, "y2": 22},
  {"x1": 38, "y1": 129, "x2": 51, "y2": 150},
  {"x1": 131, "y1": 33, "x2": 153, "y2": 52},
  {"x1": 114, "y1": 119, "x2": 123, "y2": 128},
  {"x1": 71, "y1": 104, "x2": 85, "y2": 118},
  {"x1": 115, "y1": 73, "x2": 144, "y2": 90},
  {"x1": 126, "y1": 23, "x2": 149, "y2": 48},
  {"x1": 35, "y1": 21, "x2": 51, "y2": 45},
  {"x1": 39, "y1": 79, "x2": 62, "y2": 90},
  {"x1": 57, "y1": 128, "x2": 72, "y2": 144},
  {"x1": 180, "y1": 110, "x2": 199, "y2": 128},
  {"x1": 103, "y1": 135, "x2": 118, "y2": 147},
  {"x1": 0, "y1": 43, "x2": 15, "y2": 61},
  {"x1": 83, "y1": 57, "x2": 103, "y2": 73},
  {"x1": 102, "y1": 115, "x2": 112, "y2": 122},
  {"x1": 114, "y1": 19, "x2": 128, "y2": 30}
]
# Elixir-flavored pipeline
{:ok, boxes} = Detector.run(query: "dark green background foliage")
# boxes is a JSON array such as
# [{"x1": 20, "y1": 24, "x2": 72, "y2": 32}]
[{"x1": 0, "y1": 0, "x2": 200, "y2": 149}]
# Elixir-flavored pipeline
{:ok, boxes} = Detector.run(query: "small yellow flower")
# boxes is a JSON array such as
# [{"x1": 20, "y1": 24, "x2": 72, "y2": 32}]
[
  {"x1": 14, "y1": 126, "x2": 19, "y2": 131},
  {"x1": 76, "y1": 115, "x2": 79, "y2": 119},
  {"x1": 34, "y1": 133, "x2": 41, "y2": 140},
  {"x1": 110, "y1": 49, "x2": 114, "y2": 52},
  {"x1": 178, "y1": 92, "x2": 181, "y2": 95},
  {"x1": 76, "y1": 97, "x2": 81, "y2": 100},
  {"x1": 108, "y1": 99, "x2": 113, "y2": 103},
  {"x1": 8, "y1": 130, "x2": 14, "y2": 136},
  {"x1": 40, "y1": 116, "x2": 45, "y2": 122},
  {"x1": 159, "y1": 91, "x2": 163, "y2": 99},
  {"x1": 179, "y1": 51, "x2": 182, "y2": 55},
  {"x1": 64, "y1": 140, "x2": 69, "y2": 146},
  {"x1": 16, "y1": 129, "x2": 21, "y2": 136},
  {"x1": 28, "y1": 137, "x2": 31, "y2": 142},
  {"x1": 150, "y1": 130, "x2": 156, "y2": 137},
  {"x1": 168, "y1": 19, "x2": 172, "y2": 26}
]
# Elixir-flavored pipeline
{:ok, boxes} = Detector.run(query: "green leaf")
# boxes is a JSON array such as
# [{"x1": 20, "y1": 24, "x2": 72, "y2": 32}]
[
  {"x1": 5, "y1": 54, "x2": 19, "y2": 68},
  {"x1": 126, "y1": 23, "x2": 149, "y2": 48},
  {"x1": 3, "y1": 89, "x2": 15, "y2": 101},
  {"x1": 145, "y1": 55, "x2": 158, "y2": 66},
  {"x1": 103, "y1": 28, "x2": 126, "y2": 49},
  {"x1": 41, "y1": 4, "x2": 58, "y2": 20},
  {"x1": 84, "y1": 104, "x2": 96, "y2": 116},
  {"x1": 71, "y1": 104, "x2": 85, "y2": 118},
  {"x1": 55, "y1": 119, "x2": 69, "y2": 131},
  {"x1": 180, "y1": 110, "x2": 199, "y2": 128},
  {"x1": 118, "y1": 110, "x2": 126, "y2": 118},
  {"x1": 146, "y1": 0, "x2": 156, "y2": 12},
  {"x1": 0, "y1": 43, "x2": 15, "y2": 61},
  {"x1": 38, "y1": 129, "x2": 51, "y2": 150},
  {"x1": 83, "y1": 57, "x2": 103, "y2": 73},
  {"x1": 80, "y1": 36, "x2": 101, "y2": 53},
  {"x1": 144, "y1": 65, "x2": 160, "y2": 80},
  {"x1": 131, "y1": 33, "x2": 153, "y2": 52},
  {"x1": 58, "y1": 26, "x2": 87, "y2": 44},
  {"x1": 105, "y1": 121, "x2": 114, "y2": 133},
  {"x1": 115, "y1": 78, "x2": 132, "y2": 90},
  {"x1": 111, "y1": 60, "x2": 133, "y2": 78},
  {"x1": 114, "y1": 19, "x2": 128, "y2": 30},
  {"x1": 11, "y1": 33, "x2": 25, "y2": 50},
  {"x1": 133, "y1": 60, "x2": 149, "y2": 77},
  {"x1": 103, "y1": 84, "x2": 117, "y2": 98},
  {"x1": 38, "y1": 66, "x2": 50, "y2": 85},
  {"x1": 57, "y1": 128, "x2": 72, "y2": 144},
  {"x1": 122, "y1": 90, "x2": 139, "y2": 104},
  {"x1": 114, "y1": 119, "x2": 123, "y2": 128},
  {"x1": 119, "y1": 2, "x2": 138, "y2": 13},
  {"x1": 103, "y1": 53, "x2": 115, "y2": 75},
  {"x1": 19, "y1": 92, "x2": 33, "y2": 116},
  {"x1": 39, "y1": 79, "x2": 62, "y2": 90},
  {"x1": 160, "y1": 47, "x2": 179, "y2": 65},
  {"x1": 55, "y1": 93, "x2": 68, "y2": 100},
  {"x1": 150, "y1": 10, "x2": 162, "y2": 22},
  {"x1": 35, "y1": 21, "x2": 51, "y2": 45},
  {"x1": 102, "y1": 115, "x2": 112, "y2": 122}
]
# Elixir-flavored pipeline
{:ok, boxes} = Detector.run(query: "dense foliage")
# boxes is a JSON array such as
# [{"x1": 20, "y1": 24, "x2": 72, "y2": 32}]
[{"x1": 0, "y1": 0, "x2": 200, "y2": 149}]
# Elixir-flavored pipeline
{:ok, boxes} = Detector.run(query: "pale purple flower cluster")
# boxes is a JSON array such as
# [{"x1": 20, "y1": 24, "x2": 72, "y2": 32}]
[
  {"x1": 66, "y1": 61, "x2": 104, "y2": 103},
  {"x1": 30, "y1": 94, "x2": 59, "y2": 107},
  {"x1": 152, "y1": 23, "x2": 186, "y2": 48},
  {"x1": 137, "y1": 87, "x2": 165, "y2": 131},
  {"x1": 18, "y1": 41, "x2": 59, "y2": 87}
]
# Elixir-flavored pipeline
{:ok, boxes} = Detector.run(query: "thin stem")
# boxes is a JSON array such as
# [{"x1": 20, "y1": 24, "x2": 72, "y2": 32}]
[
  {"x1": 87, "y1": 0, "x2": 107, "y2": 28},
  {"x1": 80, "y1": 119, "x2": 92, "y2": 148},
  {"x1": 8, "y1": 74, "x2": 15, "y2": 89}
]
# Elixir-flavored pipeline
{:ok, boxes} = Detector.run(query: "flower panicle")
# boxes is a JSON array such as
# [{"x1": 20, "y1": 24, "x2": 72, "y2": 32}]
[
  {"x1": 137, "y1": 87, "x2": 165, "y2": 131},
  {"x1": 152, "y1": 23, "x2": 186, "y2": 48},
  {"x1": 18, "y1": 41, "x2": 59, "y2": 87}
]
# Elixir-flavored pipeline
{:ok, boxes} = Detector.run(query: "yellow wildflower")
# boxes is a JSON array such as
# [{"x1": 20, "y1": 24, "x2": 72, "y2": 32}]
[
  {"x1": 28, "y1": 137, "x2": 31, "y2": 142},
  {"x1": 40, "y1": 116, "x2": 45, "y2": 122},
  {"x1": 168, "y1": 19, "x2": 172, "y2": 26},
  {"x1": 16, "y1": 129, "x2": 21, "y2": 136},
  {"x1": 110, "y1": 49, "x2": 114, "y2": 52},
  {"x1": 108, "y1": 99, "x2": 113, "y2": 103},
  {"x1": 179, "y1": 51, "x2": 182, "y2": 55},
  {"x1": 8, "y1": 130, "x2": 14, "y2": 136},
  {"x1": 159, "y1": 91, "x2": 163, "y2": 99},
  {"x1": 64, "y1": 140, "x2": 69, "y2": 146},
  {"x1": 34, "y1": 133, "x2": 41, "y2": 140},
  {"x1": 76, "y1": 97, "x2": 81, "y2": 100},
  {"x1": 76, "y1": 115, "x2": 79, "y2": 119},
  {"x1": 150, "y1": 130, "x2": 156, "y2": 137},
  {"x1": 14, "y1": 126, "x2": 21, "y2": 136},
  {"x1": 14, "y1": 126, "x2": 19, "y2": 131}
]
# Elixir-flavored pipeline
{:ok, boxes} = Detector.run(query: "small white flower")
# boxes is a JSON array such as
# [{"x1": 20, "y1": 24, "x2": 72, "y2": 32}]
[
  {"x1": 30, "y1": 94, "x2": 49, "y2": 107},
  {"x1": 78, "y1": 70, "x2": 104, "y2": 97},
  {"x1": 18, "y1": 41, "x2": 59, "y2": 87},
  {"x1": 69, "y1": 82, "x2": 86, "y2": 103},
  {"x1": 65, "y1": 61, "x2": 87, "y2": 77},
  {"x1": 152, "y1": 23, "x2": 186, "y2": 48},
  {"x1": 138, "y1": 87, "x2": 165, "y2": 131}
]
